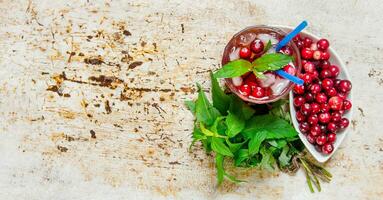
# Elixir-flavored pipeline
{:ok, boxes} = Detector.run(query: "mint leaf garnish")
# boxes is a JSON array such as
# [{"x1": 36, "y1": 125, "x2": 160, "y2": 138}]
[
  {"x1": 214, "y1": 59, "x2": 252, "y2": 78},
  {"x1": 252, "y1": 53, "x2": 292, "y2": 72}
]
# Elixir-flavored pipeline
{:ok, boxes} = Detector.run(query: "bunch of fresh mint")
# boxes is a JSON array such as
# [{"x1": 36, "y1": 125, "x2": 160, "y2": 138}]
[{"x1": 185, "y1": 74, "x2": 332, "y2": 192}]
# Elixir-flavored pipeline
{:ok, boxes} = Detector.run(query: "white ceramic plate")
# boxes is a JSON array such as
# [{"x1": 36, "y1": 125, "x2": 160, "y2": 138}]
[{"x1": 274, "y1": 25, "x2": 353, "y2": 163}]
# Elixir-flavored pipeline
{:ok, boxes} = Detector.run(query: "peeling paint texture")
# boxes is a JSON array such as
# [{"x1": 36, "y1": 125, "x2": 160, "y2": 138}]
[{"x1": 0, "y1": 0, "x2": 382, "y2": 199}]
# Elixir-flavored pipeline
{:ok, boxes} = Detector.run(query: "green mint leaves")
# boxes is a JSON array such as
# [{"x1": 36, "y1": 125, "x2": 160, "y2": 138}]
[
  {"x1": 185, "y1": 74, "x2": 301, "y2": 186},
  {"x1": 214, "y1": 53, "x2": 292, "y2": 79}
]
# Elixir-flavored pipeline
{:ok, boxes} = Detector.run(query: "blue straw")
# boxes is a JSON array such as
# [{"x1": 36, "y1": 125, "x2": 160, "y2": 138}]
[
  {"x1": 276, "y1": 70, "x2": 304, "y2": 85},
  {"x1": 274, "y1": 21, "x2": 308, "y2": 85},
  {"x1": 275, "y1": 21, "x2": 308, "y2": 51}
]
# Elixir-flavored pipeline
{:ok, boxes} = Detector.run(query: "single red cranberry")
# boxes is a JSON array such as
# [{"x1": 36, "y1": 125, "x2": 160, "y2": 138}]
[
  {"x1": 326, "y1": 87, "x2": 338, "y2": 97},
  {"x1": 244, "y1": 73, "x2": 257, "y2": 83},
  {"x1": 301, "y1": 103, "x2": 312, "y2": 116},
  {"x1": 320, "y1": 51, "x2": 331, "y2": 60},
  {"x1": 279, "y1": 46, "x2": 293, "y2": 56},
  {"x1": 251, "y1": 86, "x2": 265, "y2": 98},
  {"x1": 320, "y1": 60, "x2": 331, "y2": 69},
  {"x1": 331, "y1": 111, "x2": 342, "y2": 122},
  {"x1": 339, "y1": 118, "x2": 349, "y2": 129},
  {"x1": 317, "y1": 39, "x2": 330, "y2": 50},
  {"x1": 318, "y1": 112, "x2": 331, "y2": 124},
  {"x1": 300, "y1": 73, "x2": 313, "y2": 84},
  {"x1": 293, "y1": 96, "x2": 306, "y2": 107},
  {"x1": 301, "y1": 48, "x2": 313, "y2": 59},
  {"x1": 316, "y1": 93, "x2": 328, "y2": 104},
  {"x1": 307, "y1": 134, "x2": 316, "y2": 144},
  {"x1": 316, "y1": 135, "x2": 327, "y2": 145},
  {"x1": 327, "y1": 133, "x2": 336, "y2": 143},
  {"x1": 329, "y1": 65, "x2": 340, "y2": 77},
  {"x1": 293, "y1": 34, "x2": 301, "y2": 42},
  {"x1": 311, "y1": 103, "x2": 320, "y2": 114},
  {"x1": 250, "y1": 39, "x2": 264, "y2": 53},
  {"x1": 296, "y1": 111, "x2": 306, "y2": 122},
  {"x1": 320, "y1": 103, "x2": 330, "y2": 113},
  {"x1": 322, "y1": 143, "x2": 334, "y2": 154},
  {"x1": 283, "y1": 64, "x2": 296, "y2": 75},
  {"x1": 311, "y1": 70, "x2": 319, "y2": 79},
  {"x1": 338, "y1": 80, "x2": 352, "y2": 93},
  {"x1": 305, "y1": 93, "x2": 315, "y2": 103},
  {"x1": 321, "y1": 78, "x2": 334, "y2": 90},
  {"x1": 303, "y1": 37, "x2": 313, "y2": 48},
  {"x1": 304, "y1": 62, "x2": 316, "y2": 73},
  {"x1": 320, "y1": 69, "x2": 332, "y2": 79},
  {"x1": 299, "y1": 122, "x2": 310, "y2": 133},
  {"x1": 319, "y1": 124, "x2": 327, "y2": 133},
  {"x1": 295, "y1": 40, "x2": 304, "y2": 49},
  {"x1": 247, "y1": 82, "x2": 258, "y2": 90},
  {"x1": 310, "y1": 84, "x2": 322, "y2": 94},
  {"x1": 313, "y1": 50, "x2": 322, "y2": 60},
  {"x1": 301, "y1": 59, "x2": 308, "y2": 67},
  {"x1": 337, "y1": 92, "x2": 348, "y2": 99},
  {"x1": 327, "y1": 122, "x2": 338, "y2": 132},
  {"x1": 328, "y1": 96, "x2": 343, "y2": 110},
  {"x1": 310, "y1": 124, "x2": 321, "y2": 136},
  {"x1": 239, "y1": 47, "x2": 251, "y2": 58},
  {"x1": 293, "y1": 85, "x2": 305, "y2": 94},
  {"x1": 343, "y1": 99, "x2": 352, "y2": 110},
  {"x1": 238, "y1": 84, "x2": 251, "y2": 96},
  {"x1": 307, "y1": 114, "x2": 319, "y2": 126},
  {"x1": 334, "y1": 79, "x2": 341, "y2": 88}
]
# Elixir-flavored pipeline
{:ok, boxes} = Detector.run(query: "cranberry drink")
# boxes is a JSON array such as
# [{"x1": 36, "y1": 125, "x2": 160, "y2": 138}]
[
  {"x1": 292, "y1": 36, "x2": 352, "y2": 155},
  {"x1": 221, "y1": 26, "x2": 301, "y2": 103}
]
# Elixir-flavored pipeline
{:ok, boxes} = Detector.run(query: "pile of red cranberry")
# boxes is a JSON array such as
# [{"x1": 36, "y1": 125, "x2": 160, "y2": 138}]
[{"x1": 292, "y1": 35, "x2": 352, "y2": 154}]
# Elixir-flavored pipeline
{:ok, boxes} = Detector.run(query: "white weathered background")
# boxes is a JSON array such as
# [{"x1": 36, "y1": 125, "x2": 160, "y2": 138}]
[{"x1": 0, "y1": 0, "x2": 382, "y2": 199}]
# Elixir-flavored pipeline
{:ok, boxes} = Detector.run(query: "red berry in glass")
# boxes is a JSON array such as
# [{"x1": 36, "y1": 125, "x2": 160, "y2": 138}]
[
  {"x1": 301, "y1": 47, "x2": 313, "y2": 59},
  {"x1": 321, "y1": 78, "x2": 334, "y2": 90},
  {"x1": 338, "y1": 80, "x2": 352, "y2": 93},
  {"x1": 317, "y1": 39, "x2": 330, "y2": 50},
  {"x1": 327, "y1": 133, "x2": 336, "y2": 143},
  {"x1": 279, "y1": 46, "x2": 293, "y2": 56},
  {"x1": 303, "y1": 37, "x2": 313, "y2": 48},
  {"x1": 343, "y1": 99, "x2": 352, "y2": 110},
  {"x1": 239, "y1": 47, "x2": 251, "y2": 58},
  {"x1": 283, "y1": 64, "x2": 296, "y2": 75},
  {"x1": 301, "y1": 103, "x2": 312, "y2": 116},
  {"x1": 316, "y1": 135, "x2": 327, "y2": 145},
  {"x1": 239, "y1": 84, "x2": 251, "y2": 96},
  {"x1": 339, "y1": 118, "x2": 349, "y2": 129},
  {"x1": 328, "y1": 96, "x2": 343, "y2": 110},
  {"x1": 318, "y1": 112, "x2": 331, "y2": 124},
  {"x1": 250, "y1": 39, "x2": 264, "y2": 53},
  {"x1": 322, "y1": 143, "x2": 334, "y2": 154},
  {"x1": 315, "y1": 93, "x2": 328, "y2": 104},
  {"x1": 295, "y1": 40, "x2": 304, "y2": 49},
  {"x1": 308, "y1": 114, "x2": 319, "y2": 126},
  {"x1": 329, "y1": 65, "x2": 340, "y2": 77},
  {"x1": 320, "y1": 51, "x2": 331, "y2": 60},
  {"x1": 293, "y1": 34, "x2": 301, "y2": 42},
  {"x1": 293, "y1": 85, "x2": 305, "y2": 94},
  {"x1": 251, "y1": 86, "x2": 265, "y2": 98}
]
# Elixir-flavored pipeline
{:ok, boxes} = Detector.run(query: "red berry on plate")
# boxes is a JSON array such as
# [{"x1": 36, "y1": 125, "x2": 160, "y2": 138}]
[
  {"x1": 310, "y1": 84, "x2": 322, "y2": 94},
  {"x1": 239, "y1": 84, "x2": 251, "y2": 96},
  {"x1": 310, "y1": 125, "x2": 321, "y2": 136},
  {"x1": 239, "y1": 47, "x2": 251, "y2": 58},
  {"x1": 307, "y1": 134, "x2": 316, "y2": 144},
  {"x1": 320, "y1": 60, "x2": 331, "y2": 69},
  {"x1": 301, "y1": 48, "x2": 313, "y2": 59},
  {"x1": 322, "y1": 143, "x2": 334, "y2": 154},
  {"x1": 338, "y1": 80, "x2": 352, "y2": 93},
  {"x1": 317, "y1": 39, "x2": 330, "y2": 50},
  {"x1": 337, "y1": 92, "x2": 348, "y2": 100},
  {"x1": 295, "y1": 40, "x2": 304, "y2": 49},
  {"x1": 343, "y1": 99, "x2": 352, "y2": 110},
  {"x1": 301, "y1": 103, "x2": 312, "y2": 116},
  {"x1": 321, "y1": 78, "x2": 334, "y2": 90},
  {"x1": 320, "y1": 103, "x2": 330, "y2": 113},
  {"x1": 304, "y1": 62, "x2": 316, "y2": 73},
  {"x1": 305, "y1": 93, "x2": 315, "y2": 103},
  {"x1": 250, "y1": 39, "x2": 264, "y2": 53},
  {"x1": 293, "y1": 96, "x2": 306, "y2": 107},
  {"x1": 316, "y1": 135, "x2": 327, "y2": 145},
  {"x1": 331, "y1": 111, "x2": 342, "y2": 122},
  {"x1": 299, "y1": 122, "x2": 310, "y2": 133},
  {"x1": 296, "y1": 111, "x2": 306, "y2": 122},
  {"x1": 326, "y1": 87, "x2": 338, "y2": 97},
  {"x1": 321, "y1": 51, "x2": 331, "y2": 60},
  {"x1": 320, "y1": 124, "x2": 327, "y2": 133},
  {"x1": 301, "y1": 73, "x2": 313, "y2": 84},
  {"x1": 329, "y1": 96, "x2": 344, "y2": 110},
  {"x1": 313, "y1": 50, "x2": 322, "y2": 60},
  {"x1": 311, "y1": 102, "x2": 320, "y2": 114},
  {"x1": 308, "y1": 114, "x2": 319, "y2": 126},
  {"x1": 327, "y1": 122, "x2": 338, "y2": 132},
  {"x1": 327, "y1": 133, "x2": 336, "y2": 143},
  {"x1": 339, "y1": 118, "x2": 349, "y2": 129},
  {"x1": 318, "y1": 112, "x2": 331, "y2": 124},
  {"x1": 316, "y1": 93, "x2": 328, "y2": 104},
  {"x1": 329, "y1": 65, "x2": 340, "y2": 77},
  {"x1": 293, "y1": 85, "x2": 305, "y2": 94},
  {"x1": 320, "y1": 69, "x2": 332, "y2": 79}
]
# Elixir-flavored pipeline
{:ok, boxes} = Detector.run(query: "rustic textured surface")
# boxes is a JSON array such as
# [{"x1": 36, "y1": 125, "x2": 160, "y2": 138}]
[{"x1": 0, "y1": 0, "x2": 382, "y2": 199}]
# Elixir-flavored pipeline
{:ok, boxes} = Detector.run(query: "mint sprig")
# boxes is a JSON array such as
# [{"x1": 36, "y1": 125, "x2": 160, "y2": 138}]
[{"x1": 214, "y1": 53, "x2": 292, "y2": 79}]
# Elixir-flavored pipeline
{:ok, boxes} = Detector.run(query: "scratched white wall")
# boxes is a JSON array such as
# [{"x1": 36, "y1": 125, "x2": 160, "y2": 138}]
[{"x1": 0, "y1": 0, "x2": 382, "y2": 199}]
